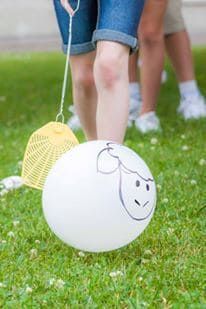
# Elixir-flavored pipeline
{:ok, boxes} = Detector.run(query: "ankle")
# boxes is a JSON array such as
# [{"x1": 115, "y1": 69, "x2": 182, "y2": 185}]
[{"x1": 140, "y1": 109, "x2": 156, "y2": 117}]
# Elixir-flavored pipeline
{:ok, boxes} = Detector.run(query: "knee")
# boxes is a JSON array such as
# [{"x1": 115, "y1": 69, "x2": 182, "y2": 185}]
[
  {"x1": 72, "y1": 65, "x2": 95, "y2": 93},
  {"x1": 94, "y1": 53, "x2": 123, "y2": 89},
  {"x1": 139, "y1": 25, "x2": 163, "y2": 46}
]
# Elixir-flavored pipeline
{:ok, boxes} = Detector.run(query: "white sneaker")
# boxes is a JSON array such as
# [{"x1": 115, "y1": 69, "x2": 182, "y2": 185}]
[
  {"x1": 128, "y1": 94, "x2": 142, "y2": 127},
  {"x1": 135, "y1": 111, "x2": 161, "y2": 133},
  {"x1": 67, "y1": 105, "x2": 81, "y2": 131},
  {"x1": 178, "y1": 95, "x2": 206, "y2": 120},
  {"x1": 161, "y1": 70, "x2": 168, "y2": 84}
]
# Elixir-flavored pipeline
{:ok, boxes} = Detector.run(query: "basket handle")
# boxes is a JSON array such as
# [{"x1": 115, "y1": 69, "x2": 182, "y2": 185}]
[{"x1": 56, "y1": 0, "x2": 80, "y2": 123}]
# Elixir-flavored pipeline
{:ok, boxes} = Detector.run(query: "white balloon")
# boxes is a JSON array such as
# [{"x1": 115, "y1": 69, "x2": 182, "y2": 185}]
[{"x1": 42, "y1": 141, "x2": 156, "y2": 252}]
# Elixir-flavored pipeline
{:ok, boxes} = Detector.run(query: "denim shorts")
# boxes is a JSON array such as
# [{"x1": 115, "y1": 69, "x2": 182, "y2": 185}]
[{"x1": 53, "y1": 0, "x2": 145, "y2": 55}]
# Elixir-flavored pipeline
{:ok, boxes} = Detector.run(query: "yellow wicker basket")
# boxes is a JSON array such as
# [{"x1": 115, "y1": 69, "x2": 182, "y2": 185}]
[{"x1": 22, "y1": 122, "x2": 79, "y2": 190}]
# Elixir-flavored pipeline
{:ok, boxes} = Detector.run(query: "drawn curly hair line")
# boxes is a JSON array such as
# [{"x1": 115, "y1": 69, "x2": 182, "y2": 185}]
[
  {"x1": 97, "y1": 142, "x2": 154, "y2": 183},
  {"x1": 96, "y1": 145, "x2": 120, "y2": 175}
]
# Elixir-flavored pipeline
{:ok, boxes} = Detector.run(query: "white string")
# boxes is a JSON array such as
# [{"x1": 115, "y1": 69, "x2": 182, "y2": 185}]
[{"x1": 56, "y1": 0, "x2": 80, "y2": 123}]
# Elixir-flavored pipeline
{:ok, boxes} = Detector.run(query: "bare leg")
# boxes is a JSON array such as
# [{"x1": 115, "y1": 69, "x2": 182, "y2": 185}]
[
  {"x1": 138, "y1": 0, "x2": 168, "y2": 115},
  {"x1": 94, "y1": 41, "x2": 130, "y2": 143},
  {"x1": 165, "y1": 30, "x2": 195, "y2": 82},
  {"x1": 70, "y1": 51, "x2": 97, "y2": 140},
  {"x1": 129, "y1": 52, "x2": 139, "y2": 83},
  {"x1": 128, "y1": 52, "x2": 142, "y2": 122},
  {"x1": 165, "y1": 30, "x2": 206, "y2": 119}
]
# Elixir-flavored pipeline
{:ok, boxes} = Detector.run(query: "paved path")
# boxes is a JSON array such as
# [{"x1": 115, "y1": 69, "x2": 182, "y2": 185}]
[{"x1": 0, "y1": 0, "x2": 205, "y2": 52}]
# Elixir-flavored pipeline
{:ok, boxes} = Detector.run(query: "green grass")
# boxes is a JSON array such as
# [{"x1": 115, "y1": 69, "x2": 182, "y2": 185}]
[{"x1": 0, "y1": 49, "x2": 206, "y2": 308}]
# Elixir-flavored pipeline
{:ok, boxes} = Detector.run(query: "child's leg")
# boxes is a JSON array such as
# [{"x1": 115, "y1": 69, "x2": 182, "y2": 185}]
[
  {"x1": 53, "y1": 0, "x2": 98, "y2": 140},
  {"x1": 163, "y1": 0, "x2": 195, "y2": 85},
  {"x1": 92, "y1": 0, "x2": 145, "y2": 143},
  {"x1": 138, "y1": 0, "x2": 168, "y2": 115},
  {"x1": 165, "y1": 31, "x2": 194, "y2": 82},
  {"x1": 94, "y1": 41, "x2": 130, "y2": 143},
  {"x1": 70, "y1": 51, "x2": 97, "y2": 140},
  {"x1": 54, "y1": 0, "x2": 145, "y2": 143}
]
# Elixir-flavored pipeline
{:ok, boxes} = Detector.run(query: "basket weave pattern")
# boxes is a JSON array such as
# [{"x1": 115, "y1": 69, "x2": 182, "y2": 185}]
[{"x1": 22, "y1": 122, "x2": 79, "y2": 190}]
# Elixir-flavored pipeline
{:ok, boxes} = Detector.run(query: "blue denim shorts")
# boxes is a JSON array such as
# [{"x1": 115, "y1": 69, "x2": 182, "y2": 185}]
[{"x1": 53, "y1": 0, "x2": 145, "y2": 55}]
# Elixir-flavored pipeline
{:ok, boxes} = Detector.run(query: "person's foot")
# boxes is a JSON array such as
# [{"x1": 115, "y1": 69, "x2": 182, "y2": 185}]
[
  {"x1": 67, "y1": 105, "x2": 81, "y2": 131},
  {"x1": 135, "y1": 111, "x2": 161, "y2": 133},
  {"x1": 178, "y1": 95, "x2": 206, "y2": 120},
  {"x1": 128, "y1": 94, "x2": 142, "y2": 127}
]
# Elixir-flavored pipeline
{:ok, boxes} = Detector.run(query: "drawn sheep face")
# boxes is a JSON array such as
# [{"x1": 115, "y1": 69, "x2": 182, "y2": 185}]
[
  {"x1": 119, "y1": 166, "x2": 154, "y2": 221},
  {"x1": 97, "y1": 142, "x2": 155, "y2": 221}
]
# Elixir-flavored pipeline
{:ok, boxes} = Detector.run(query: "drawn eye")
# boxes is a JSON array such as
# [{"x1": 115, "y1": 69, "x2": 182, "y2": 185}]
[
  {"x1": 136, "y1": 180, "x2": 140, "y2": 187},
  {"x1": 146, "y1": 184, "x2": 150, "y2": 191}
]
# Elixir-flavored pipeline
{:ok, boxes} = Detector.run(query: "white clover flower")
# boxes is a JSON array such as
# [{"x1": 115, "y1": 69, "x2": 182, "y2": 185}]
[
  {"x1": 144, "y1": 249, "x2": 152, "y2": 256},
  {"x1": 157, "y1": 184, "x2": 162, "y2": 191},
  {"x1": 181, "y1": 134, "x2": 186, "y2": 139},
  {"x1": 55, "y1": 279, "x2": 65, "y2": 289},
  {"x1": 162, "y1": 198, "x2": 169, "y2": 204},
  {"x1": 0, "y1": 189, "x2": 8, "y2": 196},
  {"x1": 116, "y1": 270, "x2": 124, "y2": 276},
  {"x1": 13, "y1": 220, "x2": 20, "y2": 227},
  {"x1": 0, "y1": 96, "x2": 6, "y2": 102},
  {"x1": 190, "y1": 179, "x2": 197, "y2": 185},
  {"x1": 1, "y1": 240, "x2": 7, "y2": 244},
  {"x1": 162, "y1": 297, "x2": 167, "y2": 304},
  {"x1": 7, "y1": 231, "x2": 15, "y2": 237},
  {"x1": 182, "y1": 145, "x2": 189, "y2": 151},
  {"x1": 138, "y1": 277, "x2": 143, "y2": 282},
  {"x1": 199, "y1": 159, "x2": 206, "y2": 166},
  {"x1": 0, "y1": 282, "x2": 6, "y2": 288},
  {"x1": 141, "y1": 258, "x2": 149, "y2": 264},
  {"x1": 78, "y1": 251, "x2": 85, "y2": 257},
  {"x1": 109, "y1": 271, "x2": 123, "y2": 278},
  {"x1": 17, "y1": 161, "x2": 23, "y2": 168},
  {"x1": 109, "y1": 272, "x2": 117, "y2": 278},
  {"x1": 48, "y1": 278, "x2": 55, "y2": 286},
  {"x1": 30, "y1": 248, "x2": 38, "y2": 259},
  {"x1": 150, "y1": 138, "x2": 158, "y2": 145},
  {"x1": 35, "y1": 240, "x2": 40, "y2": 244},
  {"x1": 26, "y1": 286, "x2": 33, "y2": 293},
  {"x1": 167, "y1": 228, "x2": 174, "y2": 235}
]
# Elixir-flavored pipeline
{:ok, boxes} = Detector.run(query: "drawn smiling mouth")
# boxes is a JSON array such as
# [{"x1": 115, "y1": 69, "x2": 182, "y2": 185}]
[{"x1": 135, "y1": 200, "x2": 149, "y2": 208}]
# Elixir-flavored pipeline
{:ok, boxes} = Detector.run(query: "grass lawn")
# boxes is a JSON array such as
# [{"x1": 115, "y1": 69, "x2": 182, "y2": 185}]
[{"x1": 0, "y1": 49, "x2": 206, "y2": 308}]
